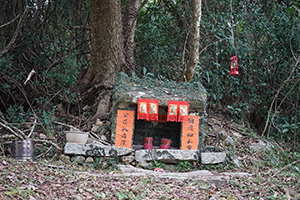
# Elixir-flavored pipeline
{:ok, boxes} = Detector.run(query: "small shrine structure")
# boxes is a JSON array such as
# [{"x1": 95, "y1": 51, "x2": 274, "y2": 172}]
[{"x1": 111, "y1": 73, "x2": 207, "y2": 151}]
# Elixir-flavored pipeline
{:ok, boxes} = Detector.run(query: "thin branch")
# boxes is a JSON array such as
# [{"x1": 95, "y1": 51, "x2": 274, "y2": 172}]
[
  {"x1": 0, "y1": 121, "x2": 24, "y2": 140},
  {"x1": 53, "y1": 121, "x2": 78, "y2": 130},
  {"x1": 271, "y1": 159, "x2": 300, "y2": 178},
  {"x1": 27, "y1": 118, "x2": 37, "y2": 138},
  {"x1": 0, "y1": 5, "x2": 32, "y2": 58},
  {"x1": 0, "y1": 14, "x2": 20, "y2": 29},
  {"x1": 34, "y1": 139, "x2": 61, "y2": 151},
  {"x1": 24, "y1": 69, "x2": 36, "y2": 85}
]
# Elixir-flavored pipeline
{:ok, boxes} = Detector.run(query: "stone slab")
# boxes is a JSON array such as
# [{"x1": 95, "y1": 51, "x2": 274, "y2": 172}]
[
  {"x1": 249, "y1": 140, "x2": 271, "y2": 152},
  {"x1": 135, "y1": 149, "x2": 199, "y2": 164},
  {"x1": 201, "y1": 152, "x2": 226, "y2": 164},
  {"x1": 64, "y1": 142, "x2": 134, "y2": 157}
]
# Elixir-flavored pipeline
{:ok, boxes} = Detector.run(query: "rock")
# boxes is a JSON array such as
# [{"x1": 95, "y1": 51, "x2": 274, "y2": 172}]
[
  {"x1": 232, "y1": 131, "x2": 243, "y2": 138},
  {"x1": 64, "y1": 142, "x2": 134, "y2": 157},
  {"x1": 225, "y1": 136, "x2": 235, "y2": 148},
  {"x1": 100, "y1": 135, "x2": 107, "y2": 141},
  {"x1": 91, "y1": 125, "x2": 100, "y2": 132},
  {"x1": 96, "y1": 119, "x2": 103, "y2": 126},
  {"x1": 249, "y1": 140, "x2": 271, "y2": 152},
  {"x1": 201, "y1": 152, "x2": 226, "y2": 164},
  {"x1": 85, "y1": 157, "x2": 94, "y2": 163},
  {"x1": 135, "y1": 149, "x2": 199, "y2": 164},
  {"x1": 218, "y1": 130, "x2": 235, "y2": 148},
  {"x1": 71, "y1": 156, "x2": 85, "y2": 164},
  {"x1": 122, "y1": 155, "x2": 135, "y2": 163},
  {"x1": 218, "y1": 131, "x2": 228, "y2": 141},
  {"x1": 60, "y1": 154, "x2": 70, "y2": 164},
  {"x1": 117, "y1": 164, "x2": 228, "y2": 186},
  {"x1": 233, "y1": 159, "x2": 241, "y2": 167}
]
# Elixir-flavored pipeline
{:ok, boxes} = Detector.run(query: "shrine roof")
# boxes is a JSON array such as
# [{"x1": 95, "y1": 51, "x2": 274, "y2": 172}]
[{"x1": 113, "y1": 73, "x2": 207, "y2": 113}]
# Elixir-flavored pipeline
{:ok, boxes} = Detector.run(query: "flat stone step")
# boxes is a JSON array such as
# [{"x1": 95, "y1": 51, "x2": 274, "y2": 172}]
[{"x1": 64, "y1": 142, "x2": 134, "y2": 157}]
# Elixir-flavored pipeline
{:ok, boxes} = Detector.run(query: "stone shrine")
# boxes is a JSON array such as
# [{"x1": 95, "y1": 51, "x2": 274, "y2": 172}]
[{"x1": 110, "y1": 72, "x2": 207, "y2": 151}]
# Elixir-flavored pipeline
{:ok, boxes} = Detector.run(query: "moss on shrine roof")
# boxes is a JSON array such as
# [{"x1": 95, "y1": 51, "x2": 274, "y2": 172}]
[{"x1": 113, "y1": 72, "x2": 207, "y2": 113}]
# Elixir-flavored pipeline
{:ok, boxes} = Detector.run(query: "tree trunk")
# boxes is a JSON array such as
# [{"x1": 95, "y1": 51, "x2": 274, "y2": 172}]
[
  {"x1": 79, "y1": 0, "x2": 125, "y2": 122},
  {"x1": 182, "y1": 0, "x2": 202, "y2": 82},
  {"x1": 80, "y1": 0, "x2": 124, "y2": 90},
  {"x1": 122, "y1": 0, "x2": 148, "y2": 74}
]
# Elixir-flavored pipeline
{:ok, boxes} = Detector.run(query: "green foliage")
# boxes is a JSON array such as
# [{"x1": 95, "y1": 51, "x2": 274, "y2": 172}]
[
  {"x1": 149, "y1": 160, "x2": 167, "y2": 170},
  {"x1": 5, "y1": 105, "x2": 32, "y2": 123},
  {"x1": 135, "y1": 1, "x2": 188, "y2": 80},
  {"x1": 93, "y1": 157, "x2": 123, "y2": 171},
  {"x1": 174, "y1": 161, "x2": 194, "y2": 172},
  {"x1": 264, "y1": 145, "x2": 300, "y2": 176}
]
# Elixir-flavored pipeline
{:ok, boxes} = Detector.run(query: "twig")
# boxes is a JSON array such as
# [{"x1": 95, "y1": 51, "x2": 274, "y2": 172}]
[
  {"x1": 89, "y1": 132, "x2": 111, "y2": 146},
  {"x1": 49, "y1": 153, "x2": 58, "y2": 163},
  {"x1": 0, "y1": 121, "x2": 24, "y2": 140},
  {"x1": 53, "y1": 121, "x2": 78, "y2": 130},
  {"x1": 89, "y1": 131, "x2": 100, "y2": 140},
  {"x1": 34, "y1": 139, "x2": 61, "y2": 151},
  {"x1": 0, "y1": 138, "x2": 5, "y2": 156},
  {"x1": 27, "y1": 118, "x2": 37, "y2": 138},
  {"x1": 24, "y1": 69, "x2": 36, "y2": 85},
  {"x1": 36, "y1": 145, "x2": 52, "y2": 158},
  {"x1": 271, "y1": 159, "x2": 300, "y2": 178},
  {"x1": 0, "y1": 14, "x2": 20, "y2": 28}
]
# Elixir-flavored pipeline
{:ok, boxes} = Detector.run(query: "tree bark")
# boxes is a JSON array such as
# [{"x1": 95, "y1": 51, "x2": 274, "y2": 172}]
[
  {"x1": 182, "y1": 0, "x2": 202, "y2": 82},
  {"x1": 79, "y1": 0, "x2": 125, "y2": 123},
  {"x1": 80, "y1": 0, "x2": 125, "y2": 91},
  {"x1": 122, "y1": 0, "x2": 148, "y2": 74}
]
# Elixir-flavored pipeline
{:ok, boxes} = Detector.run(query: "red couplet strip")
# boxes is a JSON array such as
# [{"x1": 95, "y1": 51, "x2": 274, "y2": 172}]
[
  {"x1": 115, "y1": 110, "x2": 134, "y2": 149},
  {"x1": 181, "y1": 115, "x2": 199, "y2": 150}
]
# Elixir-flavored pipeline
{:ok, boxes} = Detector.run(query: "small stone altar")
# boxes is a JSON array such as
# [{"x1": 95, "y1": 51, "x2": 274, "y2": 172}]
[{"x1": 111, "y1": 72, "x2": 207, "y2": 151}]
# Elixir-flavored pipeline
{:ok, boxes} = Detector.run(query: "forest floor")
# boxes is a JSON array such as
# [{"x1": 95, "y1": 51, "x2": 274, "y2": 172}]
[{"x1": 0, "y1": 114, "x2": 299, "y2": 199}]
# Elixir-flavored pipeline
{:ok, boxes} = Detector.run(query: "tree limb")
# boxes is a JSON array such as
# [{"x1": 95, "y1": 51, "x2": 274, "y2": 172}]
[
  {"x1": 0, "y1": 121, "x2": 24, "y2": 140},
  {"x1": 0, "y1": 5, "x2": 32, "y2": 58},
  {"x1": 34, "y1": 139, "x2": 62, "y2": 151},
  {"x1": 0, "y1": 14, "x2": 20, "y2": 29}
]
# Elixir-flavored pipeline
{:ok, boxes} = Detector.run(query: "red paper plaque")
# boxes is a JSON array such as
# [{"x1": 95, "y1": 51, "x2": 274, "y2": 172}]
[
  {"x1": 167, "y1": 101, "x2": 179, "y2": 122},
  {"x1": 148, "y1": 99, "x2": 159, "y2": 121},
  {"x1": 178, "y1": 101, "x2": 189, "y2": 122},
  {"x1": 137, "y1": 99, "x2": 148, "y2": 120},
  {"x1": 181, "y1": 115, "x2": 199, "y2": 150},
  {"x1": 115, "y1": 110, "x2": 134, "y2": 149}
]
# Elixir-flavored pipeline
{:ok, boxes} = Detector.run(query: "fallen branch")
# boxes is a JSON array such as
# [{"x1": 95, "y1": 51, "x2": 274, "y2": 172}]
[
  {"x1": 271, "y1": 159, "x2": 300, "y2": 178},
  {"x1": 34, "y1": 139, "x2": 61, "y2": 151},
  {"x1": 89, "y1": 131, "x2": 111, "y2": 146},
  {"x1": 53, "y1": 121, "x2": 78, "y2": 130},
  {"x1": 0, "y1": 121, "x2": 24, "y2": 140},
  {"x1": 27, "y1": 118, "x2": 37, "y2": 138},
  {"x1": 36, "y1": 145, "x2": 52, "y2": 158}
]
